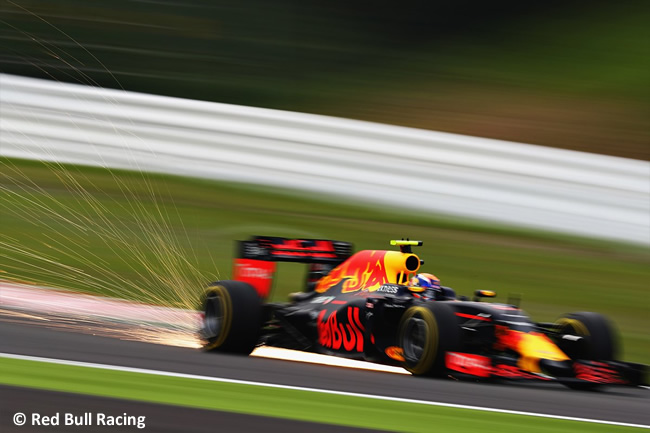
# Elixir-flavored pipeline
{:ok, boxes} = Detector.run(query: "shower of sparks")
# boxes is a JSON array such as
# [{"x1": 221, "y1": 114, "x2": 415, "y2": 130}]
[
  {"x1": 1, "y1": 2, "x2": 219, "y2": 315},
  {"x1": 0, "y1": 281, "x2": 202, "y2": 348},
  {"x1": 0, "y1": 157, "x2": 214, "y2": 313},
  {"x1": 0, "y1": 125, "x2": 218, "y2": 313}
]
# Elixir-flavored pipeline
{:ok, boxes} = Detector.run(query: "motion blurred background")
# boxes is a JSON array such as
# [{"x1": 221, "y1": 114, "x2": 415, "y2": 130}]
[
  {"x1": 2, "y1": 0, "x2": 648, "y2": 159},
  {"x1": 1, "y1": 0, "x2": 648, "y2": 364}
]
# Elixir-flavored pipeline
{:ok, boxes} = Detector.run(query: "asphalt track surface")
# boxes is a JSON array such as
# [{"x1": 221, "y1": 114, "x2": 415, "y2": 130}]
[
  {"x1": 1, "y1": 318, "x2": 649, "y2": 429},
  {"x1": 1, "y1": 385, "x2": 389, "y2": 433}
]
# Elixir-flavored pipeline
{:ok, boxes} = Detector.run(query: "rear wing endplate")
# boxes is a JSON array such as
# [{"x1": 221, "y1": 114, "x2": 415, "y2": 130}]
[{"x1": 233, "y1": 236, "x2": 353, "y2": 299}]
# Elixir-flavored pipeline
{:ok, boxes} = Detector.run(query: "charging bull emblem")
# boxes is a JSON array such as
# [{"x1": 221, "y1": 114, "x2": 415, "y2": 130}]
[{"x1": 316, "y1": 251, "x2": 389, "y2": 294}]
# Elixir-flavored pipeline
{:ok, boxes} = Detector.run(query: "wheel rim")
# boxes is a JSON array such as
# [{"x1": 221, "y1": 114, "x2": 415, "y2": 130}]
[
  {"x1": 204, "y1": 295, "x2": 223, "y2": 338},
  {"x1": 557, "y1": 318, "x2": 589, "y2": 337},
  {"x1": 403, "y1": 317, "x2": 428, "y2": 363}
]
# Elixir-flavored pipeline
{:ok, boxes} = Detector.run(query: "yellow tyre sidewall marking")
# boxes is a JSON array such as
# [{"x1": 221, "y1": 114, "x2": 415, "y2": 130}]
[
  {"x1": 400, "y1": 306, "x2": 438, "y2": 375},
  {"x1": 204, "y1": 285, "x2": 233, "y2": 350},
  {"x1": 556, "y1": 318, "x2": 590, "y2": 337}
]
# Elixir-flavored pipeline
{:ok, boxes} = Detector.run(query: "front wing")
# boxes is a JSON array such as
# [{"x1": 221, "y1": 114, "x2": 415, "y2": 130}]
[{"x1": 444, "y1": 352, "x2": 647, "y2": 387}]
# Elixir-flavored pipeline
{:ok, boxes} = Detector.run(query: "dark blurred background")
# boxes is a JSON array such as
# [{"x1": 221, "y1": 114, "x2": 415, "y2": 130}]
[{"x1": 1, "y1": 0, "x2": 648, "y2": 159}]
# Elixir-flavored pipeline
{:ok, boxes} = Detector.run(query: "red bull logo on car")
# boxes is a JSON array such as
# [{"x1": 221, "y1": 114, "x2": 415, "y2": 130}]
[{"x1": 317, "y1": 307, "x2": 365, "y2": 352}]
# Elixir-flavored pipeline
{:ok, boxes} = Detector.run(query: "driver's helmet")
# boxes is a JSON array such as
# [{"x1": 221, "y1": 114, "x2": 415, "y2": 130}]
[{"x1": 409, "y1": 273, "x2": 441, "y2": 291}]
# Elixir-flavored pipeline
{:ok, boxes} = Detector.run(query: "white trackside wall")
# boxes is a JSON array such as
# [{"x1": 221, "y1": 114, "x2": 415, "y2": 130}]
[{"x1": 1, "y1": 74, "x2": 648, "y2": 245}]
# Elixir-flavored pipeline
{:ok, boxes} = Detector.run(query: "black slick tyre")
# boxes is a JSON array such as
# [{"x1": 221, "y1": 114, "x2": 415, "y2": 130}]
[
  {"x1": 201, "y1": 280, "x2": 262, "y2": 355},
  {"x1": 555, "y1": 312, "x2": 619, "y2": 390},
  {"x1": 555, "y1": 312, "x2": 618, "y2": 361},
  {"x1": 398, "y1": 302, "x2": 460, "y2": 376}
]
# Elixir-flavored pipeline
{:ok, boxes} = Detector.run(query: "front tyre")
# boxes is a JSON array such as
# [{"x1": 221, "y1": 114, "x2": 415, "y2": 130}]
[
  {"x1": 555, "y1": 312, "x2": 619, "y2": 390},
  {"x1": 555, "y1": 312, "x2": 618, "y2": 361},
  {"x1": 398, "y1": 302, "x2": 460, "y2": 376},
  {"x1": 201, "y1": 280, "x2": 262, "y2": 355}
]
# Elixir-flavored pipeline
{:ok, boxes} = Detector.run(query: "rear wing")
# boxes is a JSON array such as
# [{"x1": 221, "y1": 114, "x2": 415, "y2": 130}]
[{"x1": 233, "y1": 236, "x2": 353, "y2": 299}]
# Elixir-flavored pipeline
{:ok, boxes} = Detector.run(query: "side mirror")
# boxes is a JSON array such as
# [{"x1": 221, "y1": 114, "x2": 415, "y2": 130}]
[{"x1": 473, "y1": 290, "x2": 496, "y2": 302}]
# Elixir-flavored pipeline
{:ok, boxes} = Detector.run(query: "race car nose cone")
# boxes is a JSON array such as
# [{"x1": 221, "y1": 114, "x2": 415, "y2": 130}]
[{"x1": 539, "y1": 359, "x2": 573, "y2": 377}]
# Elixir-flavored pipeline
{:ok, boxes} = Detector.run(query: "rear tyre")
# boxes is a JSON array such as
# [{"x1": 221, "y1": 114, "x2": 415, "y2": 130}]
[
  {"x1": 398, "y1": 302, "x2": 460, "y2": 376},
  {"x1": 201, "y1": 280, "x2": 262, "y2": 355}
]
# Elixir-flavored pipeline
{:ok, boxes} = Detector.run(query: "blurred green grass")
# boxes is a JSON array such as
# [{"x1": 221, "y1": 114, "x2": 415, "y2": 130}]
[
  {"x1": 1, "y1": 0, "x2": 648, "y2": 159},
  {"x1": 1, "y1": 158, "x2": 648, "y2": 364}
]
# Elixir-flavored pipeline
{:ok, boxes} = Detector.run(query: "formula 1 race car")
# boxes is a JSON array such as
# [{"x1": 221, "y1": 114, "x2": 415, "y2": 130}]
[{"x1": 199, "y1": 236, "x2": 646, "y2": 389}]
